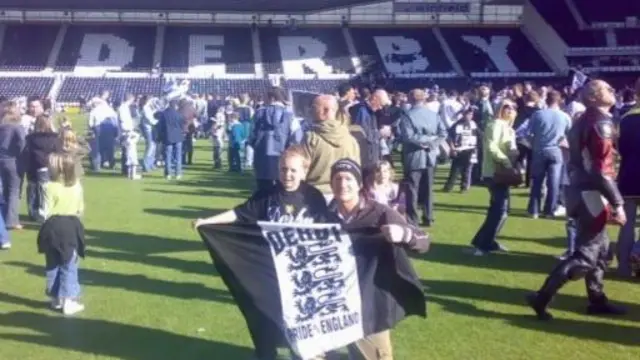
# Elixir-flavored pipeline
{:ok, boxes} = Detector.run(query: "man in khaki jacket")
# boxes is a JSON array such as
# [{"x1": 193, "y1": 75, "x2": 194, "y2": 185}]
[{"x1": 303, "y1": 94, "x2": 360, "y2": 197}]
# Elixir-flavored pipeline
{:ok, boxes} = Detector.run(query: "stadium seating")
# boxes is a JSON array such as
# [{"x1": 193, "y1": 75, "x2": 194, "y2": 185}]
[
  {"x1": 440, "y1": 28, "x2": 551, "y2": 74},
  {"x1": 56, "y1": 77, "x2": 163, "y2": 102},
  {"x1": 187, "y1": 79, "x2": 272, "y2": 98},
  {"x1": 1, "y1": 3, "x2": 639, "y2": 100},
  {"x1": 350, "y1": 27, "x2": 455, "y2": 76},
  {"x1": 0, "y1": 77, "x2": 54, "y2": 98},
  {"x1": 162, "y1": 26, "x2": 255, "y2": 76},
  {"x1": 56, "y1": 25, "x2": 156, "y2": 72},
  {"x1": 260, "y1": 27, "x2": 355, "y2": 77},
  {"x1": 0, "y1": 25, "x2": 58, "y2": 71}
]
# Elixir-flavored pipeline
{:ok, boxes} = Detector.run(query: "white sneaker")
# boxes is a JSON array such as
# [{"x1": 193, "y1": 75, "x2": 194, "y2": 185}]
[
  {"x1": 131, "y1": 174, "x2": 142, "y2": 180},
  {"x1": 176, "y1": 175, "x2": 182, "y2": 180},
  {"x1": 166, "y1": 175, "x2": 173, "y2": 180},
  {"x1": 50, "y1": 297, "x2": 62, "y2": 310},
  {"x1": 553, "y1": 206, "x2": 566, "y2": 217},
  {"x1": 0, "y1": 242, "x2": 11, "y2": 250},
  {"x1": 62, "y1": 299, "x2": 85, "y2": 315}
]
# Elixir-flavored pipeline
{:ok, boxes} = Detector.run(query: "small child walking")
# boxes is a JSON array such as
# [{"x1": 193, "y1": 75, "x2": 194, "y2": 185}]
[
  {"x1": 367, "y1": 160, "x2": 406, "y2": 214},
  {"x1": 37, "y1": 152, "x2": 86, "y2": 315},
  {"x1": 121, "y1": 131, "x2": 141, "y2": 180},
  {"x1": 227, "y1": 112, "x2": 244, "y2": 172}
]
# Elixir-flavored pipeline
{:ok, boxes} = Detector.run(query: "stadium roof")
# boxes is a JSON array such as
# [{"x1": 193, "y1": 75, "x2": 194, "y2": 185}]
[
  {"x1": 0, "y1": 0, "x2": 525, "y2": 13},
  {"x1": 0, "y1": 0, "x2": 383, "y2": 13}
]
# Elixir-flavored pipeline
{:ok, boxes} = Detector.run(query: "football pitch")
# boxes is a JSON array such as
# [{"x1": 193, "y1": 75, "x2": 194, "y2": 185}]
[{"x1": 0, "y1": 115, "x2": 638, "y2": 360}]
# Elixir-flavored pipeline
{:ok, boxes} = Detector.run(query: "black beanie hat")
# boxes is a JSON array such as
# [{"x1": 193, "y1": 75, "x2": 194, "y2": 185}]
[{"x1": 330, "y1": 158, "x2": 363, "y2": 186}]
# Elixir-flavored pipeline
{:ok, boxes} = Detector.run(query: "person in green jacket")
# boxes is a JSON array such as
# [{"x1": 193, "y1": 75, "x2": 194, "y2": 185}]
[{"x1": 468, "y1": 99, "x2": 519, "y2": 256}]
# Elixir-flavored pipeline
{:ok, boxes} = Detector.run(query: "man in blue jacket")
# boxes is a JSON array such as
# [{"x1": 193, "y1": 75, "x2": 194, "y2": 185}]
[
  {"x1": 398, "y1": 89, "x2": 447, "y2": 226},
  {"x1": 157, "y1": 100, "x2": 185, "y2": 180},
  {"x1": 248, "y1": 87, "x2": 302, "y2": 191}
]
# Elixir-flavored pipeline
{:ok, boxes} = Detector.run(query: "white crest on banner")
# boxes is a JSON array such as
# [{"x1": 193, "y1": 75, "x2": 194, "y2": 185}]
[
  {"x1": 373, "y1": 36, "x2": 429, "y2": 74},
  {"x1": 259, "y1": 222, "x2": 364, "y2": 359},
  {"x1": 461, "y1": 35, "x2": 518, "y2": 72},
  {"x1": 74, "y1": 34, "x2": 134, "y2": 74},
  {"x1": 279, "y1": 36, "x2": 334, "y2": 78}
]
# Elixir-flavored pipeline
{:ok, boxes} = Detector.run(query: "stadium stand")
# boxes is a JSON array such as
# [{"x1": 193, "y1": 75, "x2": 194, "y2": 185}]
[
  {"x1": 0, "y1": 25, "x2": 58, "y2": 71},
  {"x1": 0, "y1": 0, "x2": 637, "y2": 99},
  {"x1": 55, "y1": 25, "x2": 156, "y2": 72},
  {"x1": 260, "y1": 27, "x2": 355, "y2": 77},
  {"x1": 0, "y1": 77, "x2": 54, "y2": 98},
  {"x1": 162, "y1": 26, "x2": 255, "y2": 76},
  {"x1": 440, "y1": 28, "x2": 551, "y2": 73}
]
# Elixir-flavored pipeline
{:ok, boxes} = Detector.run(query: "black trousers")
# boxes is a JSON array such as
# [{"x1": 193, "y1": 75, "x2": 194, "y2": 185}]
[
  {"x1": 405, "y1": 167, "x2": 435, "y2": 225},
  {"x1": 444, "y1": 151, "x2": 474, "y2": 191},
  {"x1": 515, "y1": 143, "x2": 532, "y2": 187},
  {"x1": 537, "y1": 192, "x2": 609, "y2": 303}
]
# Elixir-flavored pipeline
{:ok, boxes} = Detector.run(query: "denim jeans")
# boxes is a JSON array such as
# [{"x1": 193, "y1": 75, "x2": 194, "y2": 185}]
[
  {"x1": 528, "y1": 147, "x2": 563, "y2": 216},
  {"x1": 616, "y1": 199, "x2": 638, "y2": 276},
  {"x1": 471, "y1": 179, "x2": 510, "y2": 252},
  {"x1": 164, "y1": 142, "x2": 183, "y2": 178},
  {"x1": 45, "y1": 250, "x2": 81, "y2": 299},
  {"x1": 0, "y1": 204, "x2": 10, "y2": 247},
  {"x1": 141, "y1": 123, "x2": 156, "y2": 172},
  {"x1": 26, "y1": 168, "x2": 50, "y2": 223},
  {"x1": 89, "y1": 126, "x2": 101, "y2": 171},
  {"x1": 99, "y1": 122, "x2": 117, "y2": 169},
  {"x1": 0, "y1": 158, "x2": 21, "y2": 228}
]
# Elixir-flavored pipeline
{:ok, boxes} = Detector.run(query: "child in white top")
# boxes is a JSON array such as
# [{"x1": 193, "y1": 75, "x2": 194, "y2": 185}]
[
  {"x1": 121, "y1": 131, "x2": 141, "y2": 180},
  {"x1": 368, "y1": 160, "x2": 406, "y2": 214}
]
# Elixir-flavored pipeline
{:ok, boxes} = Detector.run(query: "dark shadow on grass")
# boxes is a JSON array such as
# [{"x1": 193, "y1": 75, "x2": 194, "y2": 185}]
[
  {"x1": 413, "y1": 242, "x2": 558, "y2": 275},
  {"x1": 424, "y1": 279, "x2": 640, "y2": 324},
  {"x1": 433, "y1": 202, "x2": 563, "y2": 221},
  {"x1": 144, "y1": 188, "x2": 251, "y2": 199},
  {"x1": 86, "y1": 249, "x2": 218, "y2": 277},
  {"x1": 499, "y1": 235, "x2": 567, "y2": 249},
  {"x1": 429, "y1": 295, "x2": 640, "y2": 347},
  {"x1": 144, "y1": 206, "x2": 226, "y2": 221},
  {"x1": 0, "y1": 291, "x2": 47, "y2": 309},
  {"x1": 85, "y1": 171, "x2": 125, "y2": 179},
  {"x1": 0, "y1": 311, "x2": 253, "y2": 360},
  {"x1": 6, "y1": 261, "x2": 232, "y2": 303},
  {"x1": 86, "y1": 229, "x2": 205, "y2": 255}
]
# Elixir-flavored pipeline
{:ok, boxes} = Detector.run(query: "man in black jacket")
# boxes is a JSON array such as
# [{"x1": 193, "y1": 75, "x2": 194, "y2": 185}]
[{"x1": 157, "y1": 100, "x2": 185, "y2": 180}]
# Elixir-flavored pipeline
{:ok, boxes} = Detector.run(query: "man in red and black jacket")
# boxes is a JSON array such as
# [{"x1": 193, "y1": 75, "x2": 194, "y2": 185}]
[{"x1": 527, "y1": 80, "x2": 627, "y2": 320}]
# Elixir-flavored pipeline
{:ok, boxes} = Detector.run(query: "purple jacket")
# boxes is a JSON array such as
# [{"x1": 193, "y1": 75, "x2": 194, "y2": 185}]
[{"x1": 617, "y1": 106, "x2": 640, "y2": 198}]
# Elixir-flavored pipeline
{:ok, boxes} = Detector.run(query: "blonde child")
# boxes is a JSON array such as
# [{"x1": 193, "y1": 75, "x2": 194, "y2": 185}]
[
  {"x1": 60, "y1": 128, "x2": 90, "y2": 179},
  {"x1": 368, "y1": 160, "x2": 406, "y2": 214},
  {"x1": 121, "y1": 131, "x2": 141, "y2": 180},
  {"x1": 37, "y1": 152, "x2": 86, "y2": 315}
]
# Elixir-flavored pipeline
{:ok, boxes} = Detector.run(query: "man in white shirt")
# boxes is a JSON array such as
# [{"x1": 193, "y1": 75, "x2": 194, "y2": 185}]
[
  {"x1": 89, "y1": 98, "x2": 118, "y2": 171},
  {"x1": 440, "y1": 90, "x2": 463, "y2": 128},
  {"x1": 118, "y1": 93, "x2": 136, "y2": 174}
]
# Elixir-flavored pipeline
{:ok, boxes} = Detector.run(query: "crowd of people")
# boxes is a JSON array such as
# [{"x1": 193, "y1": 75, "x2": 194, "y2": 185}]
[{"x1": 1, "y1": 74, "x2": 640, "y2": 359}]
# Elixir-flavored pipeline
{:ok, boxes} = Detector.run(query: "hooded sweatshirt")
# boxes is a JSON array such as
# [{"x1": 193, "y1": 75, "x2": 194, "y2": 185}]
[{"x1": 304, "y1": 119, "x2": 360, "y2": 194}]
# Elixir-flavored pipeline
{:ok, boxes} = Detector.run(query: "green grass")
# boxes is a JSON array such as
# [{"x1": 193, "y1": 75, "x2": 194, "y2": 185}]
[{"x1": 0, "y1": 115, "x2": 639, "y2": 360}]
